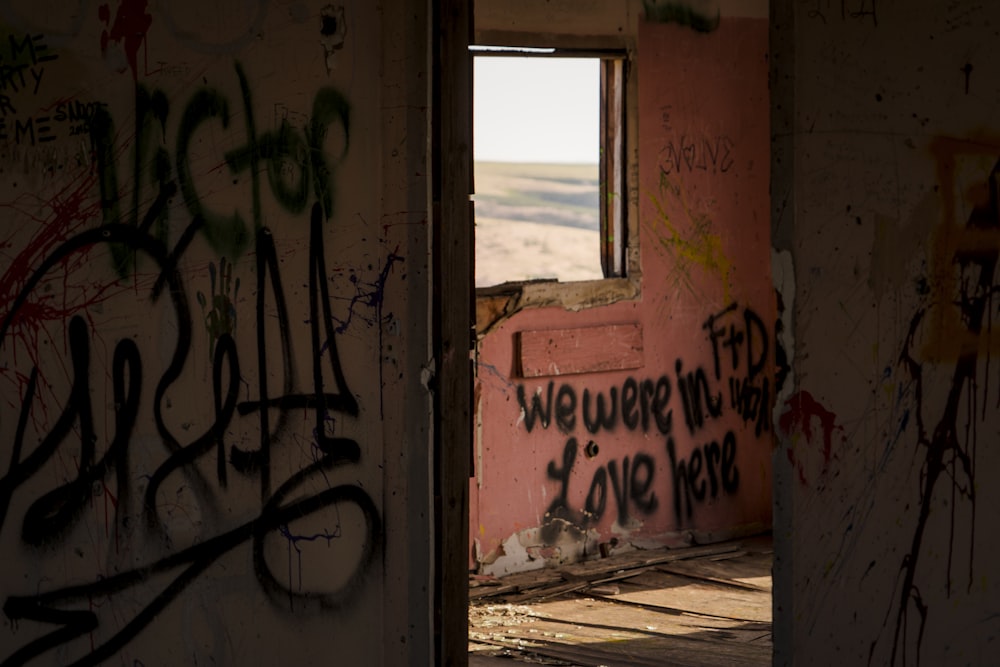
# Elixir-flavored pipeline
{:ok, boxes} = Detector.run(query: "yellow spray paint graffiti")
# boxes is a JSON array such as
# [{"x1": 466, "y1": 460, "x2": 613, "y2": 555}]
[{"x1": 647, "y1": 173, "x2": 733, "y2": 300}]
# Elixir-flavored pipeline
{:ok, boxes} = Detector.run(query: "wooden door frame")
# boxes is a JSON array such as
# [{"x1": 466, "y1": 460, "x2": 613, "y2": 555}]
[{"x1": 432, "y1": 0, "x2": 473, "y2": 665}]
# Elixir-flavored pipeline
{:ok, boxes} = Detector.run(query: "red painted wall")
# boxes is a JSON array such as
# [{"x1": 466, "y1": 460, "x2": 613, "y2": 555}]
[{"x1": 472, "y1": 17, "x2": 774, "y2": 575}]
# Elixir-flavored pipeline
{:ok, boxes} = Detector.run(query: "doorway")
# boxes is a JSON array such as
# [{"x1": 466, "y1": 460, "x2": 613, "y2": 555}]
[{"x1": 437, "y1": 2, "x2": 775, "y2": 665}]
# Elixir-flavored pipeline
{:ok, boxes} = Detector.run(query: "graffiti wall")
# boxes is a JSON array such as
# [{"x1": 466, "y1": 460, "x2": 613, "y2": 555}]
[
  {"x1": 0, "y1": 1, "x2": 433, "y2": 664},
  {"x1": 772, "y1": 0, "x2": 1000, "y2": 664},
  {"x1": 471, "y1": 4, "x2": 773, "y2": 575}
]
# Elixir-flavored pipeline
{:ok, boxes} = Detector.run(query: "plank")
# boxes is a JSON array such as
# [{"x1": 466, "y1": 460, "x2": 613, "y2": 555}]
[
  {"x1": 556, "y1": 542, "x2": 743, "y2": 582},
  {"x1": 522, "y1": 611, "x2": 772, "y2": 648},
  {"x1": 529, "y1": 596, "x2": 772, "y2": 639},
  {"x1": 473, "y1": 624, "x2": 769, "y2": 667},
  {"x1": 657, "y1": 554, "x2": 772, "y2": 592},
  {"x1": 469, "y1": 571, "x2": 565, "y2": 600},
  {"x1": 502, "y1": 580, "x2": 592, "y2": 605},
  {"x1": 470, "y1": 541, "x2": 742, "y2": 601},
  {"x1": 469, "y1": 540, "x2": 774, "y2": 666},
  {"x1": 595, "y1": 571, "x2": 772, "y2": 623},
  {"x1": 518, "y1": 323, "x2": 643, "y2": 377}
]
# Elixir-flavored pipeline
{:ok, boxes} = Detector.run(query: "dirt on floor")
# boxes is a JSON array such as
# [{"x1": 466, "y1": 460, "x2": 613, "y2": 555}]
[{"x1": 468, "y1": 535, "x2": 773, "y2": 667}]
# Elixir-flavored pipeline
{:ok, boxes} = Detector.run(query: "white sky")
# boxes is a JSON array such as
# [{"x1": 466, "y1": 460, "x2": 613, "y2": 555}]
[{"x1": 473, "y1": 56, "x2": 599, "y2": 164}]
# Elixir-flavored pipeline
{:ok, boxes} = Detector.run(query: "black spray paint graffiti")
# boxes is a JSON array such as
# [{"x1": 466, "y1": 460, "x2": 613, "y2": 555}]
[
  {"x1": 0, "y1": 31, "x2": 61, "y2": 146},
  {"x1": 0, "y1": 69, "x2": 384, "y2": 666},
  {"x1": 703, "y1": 303, "x2": 771, "y2": 436},
  {"x1": 542, "y1": 430, "x2": 740, "y2": 530},
  {"x1": 0, "y1": 213, "x2": 382, "y2": 667},
  {"x1": 666, "y1": 431, "x2": 739, "y2": 521},
  {"x1": 807, "y1": 0, "x2": 878, "y2": 26},
  {"x1": 659, "y1": 134, "x2": 735, "y2": 176},
  {"x1": 517, "y1": 376, "x2": 673, "y2": 436},
  {"x1": 520, "y1": 307, "x2": 766, "y2": 528},
  {"x1": 672, "y1": 359, "x2": 723, "y2": 436},
  {"x1": 545, "y1": 438, "x2": 659, "y2": 528},
  {"x1": 869, "y1": 156, "x2": 998, "y2": 666}
]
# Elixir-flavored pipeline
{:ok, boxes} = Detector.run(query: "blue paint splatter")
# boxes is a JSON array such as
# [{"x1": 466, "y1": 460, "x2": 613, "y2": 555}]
[{"x1": 331, "y1": 251, "x2": 404, "y2": 334}]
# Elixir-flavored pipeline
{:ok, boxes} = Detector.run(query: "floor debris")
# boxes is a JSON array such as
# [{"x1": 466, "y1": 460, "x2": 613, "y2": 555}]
[{"x1": 469, "y1": 534, "x2": 773, "y2": 667}]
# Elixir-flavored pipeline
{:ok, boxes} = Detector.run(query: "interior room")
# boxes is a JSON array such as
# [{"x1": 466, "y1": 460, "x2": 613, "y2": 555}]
[{"x1": 0, "y1": 1, "x2": 997, "y2": 665}]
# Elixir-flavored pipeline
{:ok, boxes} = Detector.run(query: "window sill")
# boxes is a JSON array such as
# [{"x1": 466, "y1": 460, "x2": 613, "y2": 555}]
[{"x1": 475, "y1": 275, "x2": 640, "y2": 338}]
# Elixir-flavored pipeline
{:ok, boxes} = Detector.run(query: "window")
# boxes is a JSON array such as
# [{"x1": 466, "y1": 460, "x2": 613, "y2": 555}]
[{"x1": 472, "y1": 50, "x2": 627, "y2": 288}]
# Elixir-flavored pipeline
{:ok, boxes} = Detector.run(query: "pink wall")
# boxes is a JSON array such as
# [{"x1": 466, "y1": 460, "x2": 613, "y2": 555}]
[{"x1": 472, "y1": 17, "x2": 773, "y2": 575}]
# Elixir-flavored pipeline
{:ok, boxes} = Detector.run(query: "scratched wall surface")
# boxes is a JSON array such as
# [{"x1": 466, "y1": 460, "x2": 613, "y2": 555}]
[
  {"x1": 0, "y1": 1, "x2": 432, "y2": 665},
  {"x1": 472, "y1": 12, "x2": 773, "y2": 576},
  {"x1": 772, "y1": 1, "x2": 1000, "y2": 664}
]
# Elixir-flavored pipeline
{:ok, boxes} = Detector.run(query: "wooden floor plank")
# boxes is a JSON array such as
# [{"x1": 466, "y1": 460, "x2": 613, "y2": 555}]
[
  {"x1": 555, "y1": 542, "x2": 743, "y2": 582},
  {"x1": 468, "y1": 534, "x2": 774, "y2": 666},
  {"x1": 601, "y1": 571, "x2": 772, "y2": 623},
  {"x1": 471, "y1": 631, "x2": 768, "y2": 667},
  {"x1": 669, "y1": 549, "x2": 770, "y2": 576},
  {"x1": 656, "y1": 558, "x2": 771, "y2": 592},
  {"x1": 470, "y1": 542, "x2": 743, "y2": 601},
  {"x1": 530, "y1": 596, "x2": 773, "y2": 642}
]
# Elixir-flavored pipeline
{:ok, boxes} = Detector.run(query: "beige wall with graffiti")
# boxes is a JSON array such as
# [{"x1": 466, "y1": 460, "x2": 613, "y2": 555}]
[
  {"x1": 772, "y1": 0, "x2": 1000, "y2": 664},
  {"x1": 0, "y1": 1, "x2": 434, "y2": 664}
]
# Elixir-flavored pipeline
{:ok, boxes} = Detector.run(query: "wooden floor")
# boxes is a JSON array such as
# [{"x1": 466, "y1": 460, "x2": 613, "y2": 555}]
[{"x1": 468, "y1": 535, "x2": 772, "y2": 667}]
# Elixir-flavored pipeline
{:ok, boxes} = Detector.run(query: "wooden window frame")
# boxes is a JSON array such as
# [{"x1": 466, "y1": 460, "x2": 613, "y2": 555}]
[{"x1": 472, "y1": 46, "x2": 640, "y2": 336}]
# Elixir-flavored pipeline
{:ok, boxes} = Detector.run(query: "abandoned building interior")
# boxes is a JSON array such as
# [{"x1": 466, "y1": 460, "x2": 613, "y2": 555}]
[{"x1": 0, "y1": 0, "x2": 998, "y2": 665}]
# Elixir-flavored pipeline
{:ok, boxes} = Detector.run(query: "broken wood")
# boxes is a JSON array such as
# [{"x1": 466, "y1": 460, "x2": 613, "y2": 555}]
[
  {"x1": 470, "y1": 541, "x2": 742, "y2": 602},
  {"x1": 469, "y1": 537, "x2": 774, "y2": 666},
  {"x1": 655, "y1": 563, "x2": 769, "y2": 592},
  {"x1": 575, "y1": 591, "x2": 765, "y2": 624}
]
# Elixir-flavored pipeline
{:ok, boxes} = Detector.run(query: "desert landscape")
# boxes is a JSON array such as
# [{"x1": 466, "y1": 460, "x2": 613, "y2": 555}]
[{"x1": 473, "y1": 161, "x2": 603, "y2": 287}]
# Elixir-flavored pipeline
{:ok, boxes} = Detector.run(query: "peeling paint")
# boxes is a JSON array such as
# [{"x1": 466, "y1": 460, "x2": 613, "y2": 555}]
[
  {"x1": 475, "y1": 277, "x2": 641, "y2": 338},
  {"x1": 478, "y1": 521, "x2": 600, "y2": 577}
]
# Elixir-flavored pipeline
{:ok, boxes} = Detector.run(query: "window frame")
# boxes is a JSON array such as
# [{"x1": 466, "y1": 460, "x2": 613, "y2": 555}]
[
  {"x1": 600, "y1": 55, "x2": 626, "y2": 278},
  {"x1": 471, "y1": 37, "x2": 640, "y2": 336}
]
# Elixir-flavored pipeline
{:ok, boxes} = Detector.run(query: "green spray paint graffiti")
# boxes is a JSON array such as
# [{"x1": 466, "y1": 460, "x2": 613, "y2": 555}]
[
  {"x1": 90, "y1": 61, "x2": 350, "y2": 276},
  {"x1": 642, "y1": 1, "x2": 721, "y2": 32},
  {"x1": 196, "y1": 258, "x2": 240, "y2": 354}
]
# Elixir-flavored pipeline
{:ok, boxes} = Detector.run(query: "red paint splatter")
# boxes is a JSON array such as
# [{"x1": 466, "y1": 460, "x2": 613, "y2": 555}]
[
  {"x1": 0, "y1": 169, "x2": 124, "y2": 422},
  {"x1": 779, "y1": 390, "x2": 841, "y2": 463},
  {"x1": 779, "y1": 390, "x2": 843, "y2": 484},
  {"x1": 0, "y1": 172, "x2": 102, "y2": 319},
  {"x1": 100, "y1": 0, "x2": 152, "y2": 80},
  {"x1": 785, "y1": 447, "x2": 808, "y2": 485}
]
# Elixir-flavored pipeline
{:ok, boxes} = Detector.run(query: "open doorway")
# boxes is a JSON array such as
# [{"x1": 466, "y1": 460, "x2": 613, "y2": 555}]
[{"x1": 459, "y1": 2, "x2": 774, "y2": 665}]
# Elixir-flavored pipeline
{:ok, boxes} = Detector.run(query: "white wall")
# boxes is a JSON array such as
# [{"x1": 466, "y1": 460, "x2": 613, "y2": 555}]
[
  {"x1": 773, "y1": 1, "x2": 1000, "y2": 664},
  {"x1": 0, "y1": 1, "x2": 434, "y2": 664}
]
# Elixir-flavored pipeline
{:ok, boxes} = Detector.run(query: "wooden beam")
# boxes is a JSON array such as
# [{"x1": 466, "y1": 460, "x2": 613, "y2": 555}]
[{"x1": 433, "y1": 0, "x2": 473, "y2": 665}]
